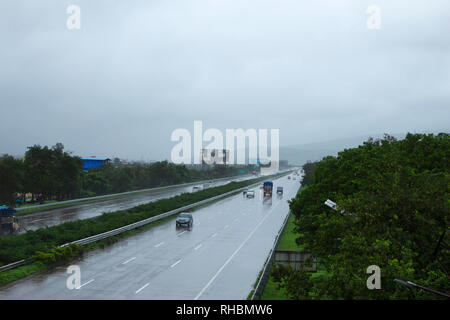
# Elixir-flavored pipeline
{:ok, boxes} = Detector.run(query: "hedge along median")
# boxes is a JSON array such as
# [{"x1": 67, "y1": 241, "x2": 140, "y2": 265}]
[{"x1": 0, "y1": 172, "x2": 288, "y2": 267}]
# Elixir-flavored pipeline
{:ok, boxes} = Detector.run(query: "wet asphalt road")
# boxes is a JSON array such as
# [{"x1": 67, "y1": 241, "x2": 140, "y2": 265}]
[
  {"x1": 17, "y1": 176, "x2": 252, "y2": 233},
  {"x1": 0, "y1": 175, "x2": 301, "y2": 300}
]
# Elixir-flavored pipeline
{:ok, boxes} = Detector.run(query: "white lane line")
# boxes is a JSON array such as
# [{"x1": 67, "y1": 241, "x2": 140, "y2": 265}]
[
  {"x1": 135, "y1": 283, "x2": 150, "y2": 294},
  {"x1": 224, "y1": 225, "x2": 229, "y2": 229},
  {"x1": 122, "y1": 257, "x2": 136, "y2": 265},
  {"x1": 177, "y1": 231, "x2": 187, "y2": 236},
  {"x1": 194, "y1": 244, "x2": 203, "y2": 250},
  {"x1": 211, "y1": 233, "x2": 218, "y2": 238},
  {"x1": 154, "y1": 242, "x2": 164, "y2": 247},
  {"x1": 76, "y1": 279, "x2": 95, "y2": 289},
  {"x1": 171, "y1": 260, "x2": 182, "y2": 268},
  {"x1": 194, "y1": 200, "x2": 283, "y2": 300}
]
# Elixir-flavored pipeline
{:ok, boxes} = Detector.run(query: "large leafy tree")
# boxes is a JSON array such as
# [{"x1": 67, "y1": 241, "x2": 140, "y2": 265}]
[
  {"x1": 0, "y1": 155, "x2": 24, "y2": 205},
  {"x1": 274, "y1": 133, "x2": 449, "y2": 299},
  {"x1": 24, "y1": 143, "x2": 82, "y2": 202}
]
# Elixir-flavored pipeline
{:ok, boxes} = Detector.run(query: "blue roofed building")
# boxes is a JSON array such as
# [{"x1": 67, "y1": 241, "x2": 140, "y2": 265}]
[{"x1": 81, "y1": 157, "x2": 110, "y2": 171}]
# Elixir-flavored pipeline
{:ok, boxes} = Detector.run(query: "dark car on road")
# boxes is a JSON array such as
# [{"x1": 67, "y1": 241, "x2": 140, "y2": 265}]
[
  {"x1": 277, "y1": 186, "x2": 283, "y2": 195},
  {"x1": 176, "y1": 212, "x2": 193, "y2": 228}
]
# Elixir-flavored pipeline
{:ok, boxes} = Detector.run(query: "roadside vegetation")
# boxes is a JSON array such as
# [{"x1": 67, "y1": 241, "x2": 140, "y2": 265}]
[
  {"x1": 0, "y1": 143, "x2": 254, "y2": 206},
  {"x1": 259, "y1": 213, "x2": 304, "y2": 300},
  {"x1": 271, "y1": 133, "x2": 449, "y2": 299}
]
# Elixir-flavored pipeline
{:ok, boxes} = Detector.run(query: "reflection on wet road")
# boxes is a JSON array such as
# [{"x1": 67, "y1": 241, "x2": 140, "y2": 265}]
[
  {"x1": 0, "y1": 174, "x2": 301, "y2": 300},
  {"x1": 17, "y1": 176, "x2": 252, "y2": 233}
]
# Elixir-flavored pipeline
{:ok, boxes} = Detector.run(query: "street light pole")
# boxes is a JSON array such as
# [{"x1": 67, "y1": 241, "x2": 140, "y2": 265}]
[{"x1": 394, "y1": 279, "x2": 450, "y2": 299}]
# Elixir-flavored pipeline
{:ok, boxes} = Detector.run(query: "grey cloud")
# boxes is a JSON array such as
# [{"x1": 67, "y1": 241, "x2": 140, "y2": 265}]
[{"x1": 0, "y1": 0, "x2": 449, "y2": 161}]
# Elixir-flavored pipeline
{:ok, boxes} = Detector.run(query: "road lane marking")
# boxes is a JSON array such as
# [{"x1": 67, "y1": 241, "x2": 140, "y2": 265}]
[
  {"x1": 76, "y1": 279, "x2": 94, "y2": 289},
  {"x1": 194, "y1": 244, "x2": 203, "y2": 250},
  {"x1": 177, "y1": 231, "x2": 187, "y2": 236},
  {"x1": 194, "y1": 199, "x2": 283, "y2": 300},
  {"x1": 211, "y1": 233, "x2": 218, "y2": 238},
  {"x1": 135, "y1": 283, "x2": 150, "y2": 294},
  {"x1": 171, "y1": 260, "x2": 182, "y2": 268},
  {"x1": 122, "y1": 257, "x2": 136, "y2": 265},
  {"x1": 154, "y1": 242, "x2": 164, "y2": 247}
]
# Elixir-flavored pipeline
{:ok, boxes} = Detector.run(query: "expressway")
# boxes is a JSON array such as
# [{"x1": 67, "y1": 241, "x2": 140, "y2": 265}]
[
  {"x1": 16, "y1": 175, "x2": 253, "y2": 233},
  {"x1": 0, "y1": 174, "x2": 300, "y2": 300}
]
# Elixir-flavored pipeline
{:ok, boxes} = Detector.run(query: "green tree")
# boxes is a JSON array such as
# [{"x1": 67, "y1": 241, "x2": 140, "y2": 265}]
[
  {"x1": 0, "y1": 155, "x2": 24, "y2": 205},
  {"x1": 274, "y1": 133, "x2": 450, "y2": 300}
]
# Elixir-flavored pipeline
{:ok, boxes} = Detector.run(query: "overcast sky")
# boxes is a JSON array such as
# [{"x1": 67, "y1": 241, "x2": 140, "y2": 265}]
[{"x1": 0, "y1": 0, "x2": 449, "y2": 161}]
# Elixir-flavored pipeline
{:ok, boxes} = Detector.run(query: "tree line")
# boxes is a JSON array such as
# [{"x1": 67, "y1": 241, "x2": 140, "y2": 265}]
[
  {"x1": 0, "y1": 143, "x2": 253, "y2": 206},
  {"x1": 273, "y1": 133, "x2": 449, "y2": 299}
]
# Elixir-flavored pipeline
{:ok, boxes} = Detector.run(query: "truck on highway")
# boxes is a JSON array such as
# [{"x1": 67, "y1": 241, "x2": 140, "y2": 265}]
[
  {"x1": 263, "y1": 181, "x2": 273, "y2": 197},
  {"x1": 0, "y1": 206, "x2": 19, "y2": 236}
]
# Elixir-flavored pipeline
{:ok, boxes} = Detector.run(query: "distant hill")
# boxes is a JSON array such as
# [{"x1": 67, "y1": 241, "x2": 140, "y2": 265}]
[{"x1": 280, "y1": 133, "x2": 406, "y2": 166}]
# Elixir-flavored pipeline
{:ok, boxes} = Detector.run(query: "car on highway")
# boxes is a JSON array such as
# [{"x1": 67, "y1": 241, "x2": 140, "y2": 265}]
[
  {"x1": 276, "y1": 186, "x2": 283, "y2": 195},
  {"x1": 246, "y1": 190, "x2": 255, "y2": 198},
  {"x1": 192, "y1": 185, "x2": 202, "y2": 192},
  {"x1": 176, "y1": 212, "x2": 193, "y2": 228},
  {"x1": 243, "y1": 187, "x2": 249, "y2": 195}
]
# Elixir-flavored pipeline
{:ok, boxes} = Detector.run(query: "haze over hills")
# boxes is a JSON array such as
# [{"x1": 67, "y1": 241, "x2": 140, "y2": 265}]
[
  {"x1": 280, "y1": 133, "x2": 407, "y2": 166},
  {"x1": 218, "y1": 133, "x2": 409, "y2": 167},
  {"x1": 13, "y1": 132, "x2": 448, "y2": 167}
]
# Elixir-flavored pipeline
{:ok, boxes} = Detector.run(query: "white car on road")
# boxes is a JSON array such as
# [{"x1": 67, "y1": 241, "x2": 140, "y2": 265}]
[{"x1": 246, "y1": 190, "x2": 255, "y2": 198}]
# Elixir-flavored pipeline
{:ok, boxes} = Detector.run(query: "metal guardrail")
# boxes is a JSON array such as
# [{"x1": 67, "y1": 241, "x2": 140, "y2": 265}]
[
  {"x1": 251, "y1": 210, "x2": 291, "y2": 300},
  {"x1": 0, "y1": 259, "x2": 33, "y2": 273}
]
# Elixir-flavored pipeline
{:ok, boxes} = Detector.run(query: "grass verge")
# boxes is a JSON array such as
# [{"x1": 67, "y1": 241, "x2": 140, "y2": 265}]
[{"x1": 258, "y1": 208, "x2": 305, "y2": 300}]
